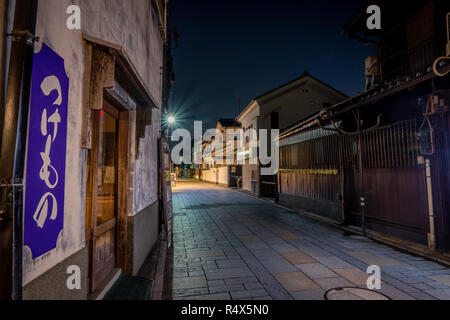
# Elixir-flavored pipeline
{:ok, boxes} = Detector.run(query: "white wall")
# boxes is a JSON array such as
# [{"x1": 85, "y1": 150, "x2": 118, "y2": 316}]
[
  {"x1": 80, "y1": 0, "x2": 163, "y2": 107},
  {"x1": 133, "y1": 108, "x2": 161, "y2": 214},
  {"x1": 217, "y1": 167, "x2": 229, "y2": 185},
  {"x1": 242, "y1": 164, "x2": 258, "y2": 192},
  {"x1": 237, "y1": 101, "x2": 260, "y2": 131},
  {"x1": 80, "y1": 0, "x2": 163, "y2": 216},
  {"x1": 237, "y1": 102, "x2": 260, "y2": 191},
  {"x1": 202, "y1": 168, "x2": 217, "y2": 184},
  {"x1": 202, "y1": 167, "x2": 229, "y2": 185},
  {"x1": 258, "y1": 77, "x2": 348, "y2": 130}
]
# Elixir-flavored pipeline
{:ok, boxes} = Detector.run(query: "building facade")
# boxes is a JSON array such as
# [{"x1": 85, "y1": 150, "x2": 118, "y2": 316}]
[
  {"x1": 0, "y1": 0, "x2": 170, "y2": 300},
  {"x1": 279, "y1": 0, "x2": 450, "y2": 251},
  {"x1": 237, "y1": 73, "x2": 348, "y2": 197},
  {"x1": 201, "y1": 119, "x2": 242, "y2": 187}
]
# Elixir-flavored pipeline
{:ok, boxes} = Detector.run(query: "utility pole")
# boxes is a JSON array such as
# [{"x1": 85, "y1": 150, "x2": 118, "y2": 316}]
[{"x1": 355, "y1": 109, "x2": 366, "y2": 237}]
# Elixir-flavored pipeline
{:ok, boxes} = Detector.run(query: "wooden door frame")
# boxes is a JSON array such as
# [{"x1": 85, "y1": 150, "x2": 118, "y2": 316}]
[{"x1": 86, "y1": 97, "x2": 129, "y2": 292}]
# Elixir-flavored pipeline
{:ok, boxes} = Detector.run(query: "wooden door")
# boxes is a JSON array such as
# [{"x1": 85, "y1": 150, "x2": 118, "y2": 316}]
[
  {"x1": 86, "y1": 103, "x2": 119, "y2": 292},
  {"x1": 260, "y1": 173, "x2": 277, "y2": 198}
]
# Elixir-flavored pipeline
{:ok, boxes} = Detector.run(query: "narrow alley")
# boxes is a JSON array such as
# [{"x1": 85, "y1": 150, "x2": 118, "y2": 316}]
[{"x1": 168, "y1": 182, "x2": 450, "y2": 300}]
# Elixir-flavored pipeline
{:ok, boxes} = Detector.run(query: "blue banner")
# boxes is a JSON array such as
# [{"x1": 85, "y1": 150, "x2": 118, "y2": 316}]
[{"x1": 24, "y1": 44, "x2": 69, "y2": 259}]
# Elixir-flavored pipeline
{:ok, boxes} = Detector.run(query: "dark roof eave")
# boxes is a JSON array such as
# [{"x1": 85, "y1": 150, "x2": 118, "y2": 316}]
[
  {"x1": 255, "y1": 72, "x2": 349, "y2": 102},
  {"x1": 280, "y1": 65, "x2": 450, "y2": 140}
]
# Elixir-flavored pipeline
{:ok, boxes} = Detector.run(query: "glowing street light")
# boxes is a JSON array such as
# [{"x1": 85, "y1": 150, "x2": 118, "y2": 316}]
[{"x1": 167, "y1": 115, "x2": 176, "y2": 124}]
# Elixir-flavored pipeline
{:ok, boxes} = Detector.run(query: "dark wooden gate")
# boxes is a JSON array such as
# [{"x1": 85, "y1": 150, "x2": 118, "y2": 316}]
[
  {"x1": 341, "y1": 120, "x2": 429, "y2": 243},
  {"x1": 279, "y1": 119, "x2": 430, "y2": 243},
  {"x1": 260, "y1": 173, "x2": 277, "y2": 198}
]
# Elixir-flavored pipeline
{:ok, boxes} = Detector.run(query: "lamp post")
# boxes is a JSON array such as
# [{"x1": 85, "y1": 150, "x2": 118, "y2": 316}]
[{"x1": 168, "y1": 115, "x2": 176, "y2": 125}]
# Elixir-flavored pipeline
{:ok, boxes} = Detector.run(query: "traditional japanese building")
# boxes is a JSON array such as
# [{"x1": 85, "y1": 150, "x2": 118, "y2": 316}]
[
  {"x1": 236, "y1": 73, "x2": 348, "y2": 198},
  {"x1": 278, "y1": 0, "x2": 450, "y2": 252},
  {"x1": 0, "y1": 0, "x2": 171, "y2": 300},
  {"x1": 201, "y1": 118, "x2": 242, "y2": 187}
]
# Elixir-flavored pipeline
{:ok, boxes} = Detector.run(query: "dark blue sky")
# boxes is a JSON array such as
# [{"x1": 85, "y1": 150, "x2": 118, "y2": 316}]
[{"x1": 168, "y1": 0, "x2": 372, "y2": 130}]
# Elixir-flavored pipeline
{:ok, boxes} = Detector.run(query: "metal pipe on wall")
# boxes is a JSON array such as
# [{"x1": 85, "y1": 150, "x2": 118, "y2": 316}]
[
  {"x1": 425, "y1": 158, "x2": 436, "y2": 251},
  {"x1": 0, "y1": 0, "x2": 38, "y2": 300},
  {"x1": 3, "y1": 0, "x2": 15, "y2": 97},
  {"x1": 355, "y1": 109, "x2": 366, "y2": 237},
  {"x1": 0, "y1": 0, "x2": 14, "y2": 301}
]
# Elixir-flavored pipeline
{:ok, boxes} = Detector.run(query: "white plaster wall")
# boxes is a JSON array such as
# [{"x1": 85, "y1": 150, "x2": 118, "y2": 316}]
[
  {"x1": 237, "y1": 103, "x2": 259, "y2": 192},
  {"x1": 80, "y1": 0, "x2": 163, "y2": 107},
  {"x1": 218, "y1": 167, "x2": 229, "y2": 185},
  {"x1": 237, "y1": 102, "x2": 260, "y2": 131},
  {"x1": 23, "y1": 0, "x2": 164, "y2": 284},
  {"x1": 242, "y1": 164, "x2": 258, "y2": 192},
  {"x1": 258, "y1": 78, "x2": 348, "y2": 130},
  {"x1": 133, "y1": 108, "x2": 161, "y2": 214},
  {"x1": 201, "y1": 169, "x2": 217, "y2": 184}
]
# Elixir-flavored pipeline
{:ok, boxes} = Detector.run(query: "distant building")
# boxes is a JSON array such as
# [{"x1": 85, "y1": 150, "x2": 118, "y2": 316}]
[
  {"x1": 201, "y1": 119, "x2": 242, "y2": 187},
  {"x1": 236, "y1": 72, "x2": 348, "y2": 197}
]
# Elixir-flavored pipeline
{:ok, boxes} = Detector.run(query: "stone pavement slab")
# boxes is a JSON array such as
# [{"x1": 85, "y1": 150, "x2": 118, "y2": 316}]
[
  {"x1": 332, "y1": 268, "x2": 370, "y2": 286},
  {"x1": 239, "y1": 234, "x2": 261, "y2": 242},
  {"x1": 270, "y1": 243, "x2": 298, "y2": 254},
  {"x1": 259, "y1": 258, "x2": 298, "y2": 274},
  {"x1": 296, "y1": 263, "x2": 337, "y2": 279},
  {"x1": 173, "y1": 276, "x2": 207, "y2": 290},
  {"x1": 204, "y1": 267, "x2": 253, "y2": 280},
  {"x1": 172, "y1": 287, "x2": 209, "y2": 298},
  {"x1": 347, "y1": 251, "x2": 408, "y2": 267},
  {"x1": 424, "y1": 289, "x2": 450, "y2": 300},
  {"x1": 209, "y1": 284, "x2": 245, "y2": 294},
  {"x1": 291, "y1": 289, "x2": 325, "y2": 300},
  {"x1": 261, "y1": 283, "x2": 293, "y2": 300},
  {"x1": 314, "y1": 277, "x2": 354, "y2": 291},
  {"x1": 252, "y1": 248, "x2": 281, "y2": 261},
  {"x1": 275, "y1": 231, "x2": 301, "y2": 241},
  {"x1": 216, "y1": 259, "x2": 247, "y2": 269},
  {"x1": 230, "y1": 289, "x2": 269, "y2": 299},
  {"x1": 282, "y1": 252, "x2": 317, "y2": 265},
  {"x1": 314, "y1": 256, "x2": 354, "y2": 269},
  {"x1": 244, "y1": 241, "x2": 271, "y2": 250},
  {"x1": 274, "y1": 272, "x2": 320, "y2": 292},
  {"x1": 175, "y1": 293, "x2": 231, "y2": 300},
  {"x1": 427, "y1": 275, "x2": 450, "y2": 286}
]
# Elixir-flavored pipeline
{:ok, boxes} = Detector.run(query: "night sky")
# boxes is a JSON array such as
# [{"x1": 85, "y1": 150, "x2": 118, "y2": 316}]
[{"x1": 167, "y1": 0, "x2": 372, "y2": 131}]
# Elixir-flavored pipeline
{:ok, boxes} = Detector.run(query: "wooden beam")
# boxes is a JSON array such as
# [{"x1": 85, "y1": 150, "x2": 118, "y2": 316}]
[{"x1": 116, "y1": 110, "x2": 129, "y2": 272}]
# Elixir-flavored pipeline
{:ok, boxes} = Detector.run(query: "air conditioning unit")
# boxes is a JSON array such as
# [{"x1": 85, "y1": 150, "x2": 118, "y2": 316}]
[{"x1": 447, "y1": 12, "x2": 450, "y2": 56}]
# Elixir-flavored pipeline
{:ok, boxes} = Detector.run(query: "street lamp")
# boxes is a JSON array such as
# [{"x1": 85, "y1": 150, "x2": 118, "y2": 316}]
[{"x1": 167, "y1": 115, "x2": 176, "y2": 124}]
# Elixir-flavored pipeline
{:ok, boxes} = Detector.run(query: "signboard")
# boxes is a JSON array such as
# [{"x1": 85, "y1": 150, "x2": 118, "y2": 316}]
[
  {"x1": 24, "y1": 44, "x2": 69, "y2": 259},
  {"x1": 159, "y1": 137, "x2": 173, "y2": 248}
]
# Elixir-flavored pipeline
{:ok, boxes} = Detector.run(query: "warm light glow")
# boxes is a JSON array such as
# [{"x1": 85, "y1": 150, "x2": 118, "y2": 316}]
[{"x1": 168, "y1": 116, "x2": 176, "y2": 124}]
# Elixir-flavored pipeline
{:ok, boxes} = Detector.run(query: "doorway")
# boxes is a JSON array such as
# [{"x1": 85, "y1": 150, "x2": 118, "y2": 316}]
[{"x1": 86, "y1": 100, "x2": 124, "y2": 292}]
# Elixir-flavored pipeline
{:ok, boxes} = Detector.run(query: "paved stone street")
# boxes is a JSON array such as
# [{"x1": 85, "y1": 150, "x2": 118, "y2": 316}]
[{"x1": 170, "y1": 182, "x2": 450, "y2": 300}]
